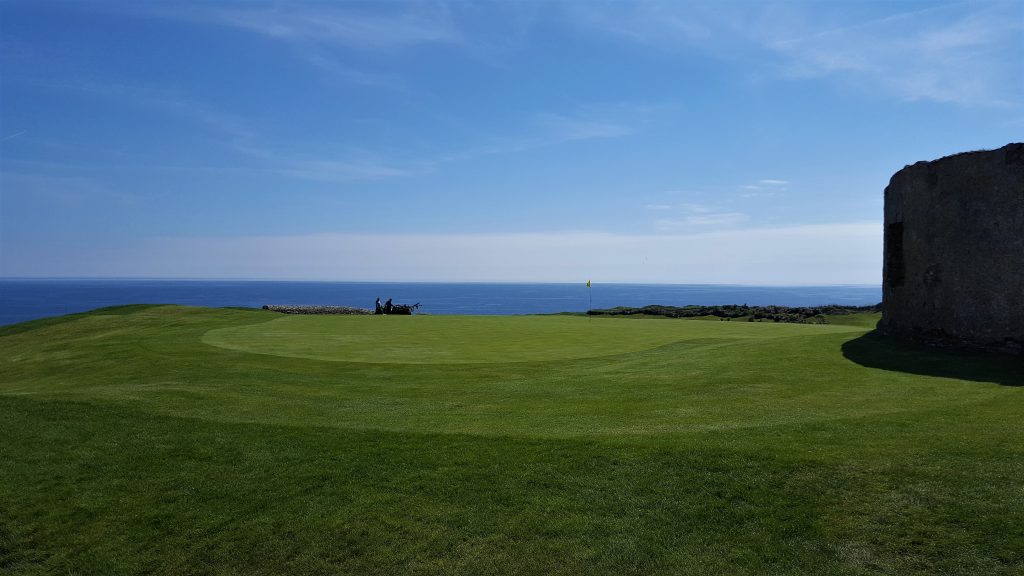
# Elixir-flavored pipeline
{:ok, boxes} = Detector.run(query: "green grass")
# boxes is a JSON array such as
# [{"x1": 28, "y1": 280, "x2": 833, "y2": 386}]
[
  {"x1": 1, "y1": 305, "x2": 1022, "y2": 575},
  {"x1": 202, "y1": 314, "x2": 858, "y2": 364}
]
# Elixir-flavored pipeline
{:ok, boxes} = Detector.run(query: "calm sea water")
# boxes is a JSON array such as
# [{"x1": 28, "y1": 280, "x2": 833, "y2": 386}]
[{"x1": 0, "y1": 279, "x2": 881, "y2": 326}]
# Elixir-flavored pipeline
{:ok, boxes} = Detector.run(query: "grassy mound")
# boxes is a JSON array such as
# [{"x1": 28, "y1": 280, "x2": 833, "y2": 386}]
[{"x1": 1, "y1": 305, "x2": 1022, "y2": 575}]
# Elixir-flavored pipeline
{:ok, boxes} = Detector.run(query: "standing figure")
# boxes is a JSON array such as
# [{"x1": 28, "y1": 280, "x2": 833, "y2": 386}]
[
  {"x1": 384, "y1": 298, "x2": 393, "y2": 314},
  {"x1": 375, "y1": 297, "x2": 383, "y2": 315}
]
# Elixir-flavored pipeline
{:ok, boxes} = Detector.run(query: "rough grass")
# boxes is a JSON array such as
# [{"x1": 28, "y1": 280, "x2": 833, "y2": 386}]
[{"x1": 1, "y1": 305, "x2": 1022, "y2": 575}]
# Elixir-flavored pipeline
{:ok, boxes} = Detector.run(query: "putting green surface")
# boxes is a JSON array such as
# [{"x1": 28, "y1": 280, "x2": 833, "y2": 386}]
[
  {"x1": 202, "y1": 314, "x2": 860, "y2": 364},
  {"x1": 2, "y1": 305, "x2": 1022, "y2": 575}
]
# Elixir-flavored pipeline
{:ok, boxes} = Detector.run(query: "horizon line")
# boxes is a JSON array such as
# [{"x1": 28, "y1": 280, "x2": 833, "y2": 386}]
[{"x1": 0, "y1": 276, "x2": 882, "y2": 288}]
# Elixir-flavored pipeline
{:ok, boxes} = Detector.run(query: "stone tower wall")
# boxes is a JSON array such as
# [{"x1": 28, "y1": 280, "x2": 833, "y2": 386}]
[{"x1": 880, "y1": 143, "x2": 1024, "y2": 355}]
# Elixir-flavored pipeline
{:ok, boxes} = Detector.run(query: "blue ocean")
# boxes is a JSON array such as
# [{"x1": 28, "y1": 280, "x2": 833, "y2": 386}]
[{"x1": 0, "y1": 279, "x2": 881, "y2": 326}]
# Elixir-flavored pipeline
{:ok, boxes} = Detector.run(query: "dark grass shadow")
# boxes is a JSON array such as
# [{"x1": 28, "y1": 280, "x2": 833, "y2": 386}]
[{"x1": 842, "y1": 331, "x2": 1024, "y2": 387}]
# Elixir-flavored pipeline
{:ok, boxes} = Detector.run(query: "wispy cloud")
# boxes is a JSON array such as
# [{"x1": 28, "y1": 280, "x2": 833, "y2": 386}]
[
  {"x1": 649, "y1": 202, "x2": 749, "y2": 232},
  {"x1": 531, "y1": 113, "x2": 634, "y2": 142},
  {"x1": 128, "y1": 3, "x2": 463, "y2": 89},
  {"x1": 28, "y1": 79, "x2": 259, "y2": 146},
  {"x1": 300, "y1": 51, "x2": 406, "y2": 89},
  {"x1": 655, "y1": 212, "x2": 749, "y2": 231},
  {"x1": 737, "y1": 178, "x2": 788, "y2": 198},
  {"x1": 280, "y1": 159, "x2": 429, "y2": 183},
  {"x1": 437, "y1": 102, "x2": 670, "y2": 165},
  {"x1": 158, "y1": 4, "x2": 462, "y2": 51},
  {"x1": 562, "y1": 1, "x2": 715, "y2": 47},
  {"x1": 24, "y1": 78, "x2": 430, "y2": 183},
  {"x1": 29, "y1": 74, "x2": 665, "y2": 183},
  {"x1": 253, "y1": 103, "x2": 648, "y2": 181},
  {"x1": 0, "y1": 170, "x2": 136, "y2": 204},
  {"x1": 765, "y1": 2, "x2": 1024, "y2": 106},
  {"x1": 231, "y1": 142, "x2": 432, "y2": 183},
  {"x1": 568, "y1": 1, "x2": 1023, "y2": 107},
  {"x1": 537, "y1": 102, "x2": 672, "y2": 142}
]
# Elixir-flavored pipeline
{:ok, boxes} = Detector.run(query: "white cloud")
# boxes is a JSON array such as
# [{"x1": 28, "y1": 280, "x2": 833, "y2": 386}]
[
  {"x1": 3, "y1": 223, "x2": 882, "y2": 285},
  {"x1": 759, "y1": 179, "x2": 789, "y2": 185}
]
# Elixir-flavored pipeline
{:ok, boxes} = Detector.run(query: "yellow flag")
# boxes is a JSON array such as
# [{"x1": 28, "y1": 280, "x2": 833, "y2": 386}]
[{"x1": 586, "y1": 280, "x2": 591, "y2": 288}]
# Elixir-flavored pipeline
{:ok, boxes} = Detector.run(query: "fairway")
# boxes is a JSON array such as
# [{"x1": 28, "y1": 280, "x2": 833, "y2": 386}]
[{"x1": 2, "y1": 305, "x2": 1023, "y2": 575}]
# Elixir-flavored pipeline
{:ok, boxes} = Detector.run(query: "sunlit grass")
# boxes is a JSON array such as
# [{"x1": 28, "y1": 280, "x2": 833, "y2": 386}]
[{"x1": 1, "y1": 305, "x2": 1021, "y2": 575}]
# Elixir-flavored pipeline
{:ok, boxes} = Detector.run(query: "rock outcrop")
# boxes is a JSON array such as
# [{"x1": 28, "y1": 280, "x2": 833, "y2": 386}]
[
  {"x1": 262, "y1": 305, "x2": 373, "y2": 315},
  {"x1": 879, "y1": 143, "x2": 1023, "y2": 355}
]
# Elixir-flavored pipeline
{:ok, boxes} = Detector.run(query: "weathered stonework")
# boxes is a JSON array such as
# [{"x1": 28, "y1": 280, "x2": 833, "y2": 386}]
[{"x1": 879, "y1": 143, "x2": 1024, "y2": 355}]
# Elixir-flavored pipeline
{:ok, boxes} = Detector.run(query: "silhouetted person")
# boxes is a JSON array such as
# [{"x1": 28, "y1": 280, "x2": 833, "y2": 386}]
[
  {"x1": 384, "y1": 298, "x2": 393, "y2": 314},
  {"x1": 375, "y1": 298, "x2": 382, "y2": 314}
]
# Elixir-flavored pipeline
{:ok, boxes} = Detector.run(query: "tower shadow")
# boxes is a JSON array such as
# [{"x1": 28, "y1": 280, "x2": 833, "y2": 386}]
[{"x1": 842, "y1": 331, "x2": 1024, "y2": 387}]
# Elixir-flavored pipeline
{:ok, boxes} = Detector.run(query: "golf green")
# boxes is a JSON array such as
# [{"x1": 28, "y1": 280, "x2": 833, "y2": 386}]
[{"x1": 201, "y1": 314, "x2": 861, "y2": 364}]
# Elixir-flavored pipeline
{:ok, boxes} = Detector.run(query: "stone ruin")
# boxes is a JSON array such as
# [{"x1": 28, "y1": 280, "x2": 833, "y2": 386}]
[{"x1": 879, "y1": 143, "x2": 1023, "y2": 355}]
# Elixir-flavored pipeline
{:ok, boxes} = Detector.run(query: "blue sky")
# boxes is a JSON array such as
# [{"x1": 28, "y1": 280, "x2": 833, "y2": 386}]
[{"x1": 1, "y1": 0, "x2": 1021, "y2": 283}]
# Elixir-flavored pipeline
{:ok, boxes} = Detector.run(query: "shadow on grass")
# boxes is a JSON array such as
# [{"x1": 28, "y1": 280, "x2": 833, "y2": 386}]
[{"x1": 842, "y1": 331, "x2": 1024, "y2": 387}]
